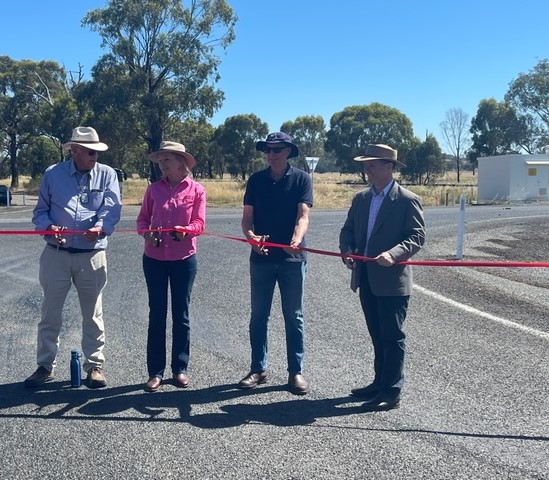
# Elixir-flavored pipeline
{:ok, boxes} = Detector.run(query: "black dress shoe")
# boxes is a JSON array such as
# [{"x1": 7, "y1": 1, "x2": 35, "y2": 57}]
[
  {"x1": 362, "y1": 393, "x2": 400, "y2": 412},
  {"x1": 350, "y1": 384, "x2": 379, "y2": 399}
]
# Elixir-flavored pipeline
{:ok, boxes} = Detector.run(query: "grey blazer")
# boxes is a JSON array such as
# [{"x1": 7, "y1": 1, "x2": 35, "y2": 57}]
[{"x1": 339, "y1": 181, "x2": 426, "y2": 296}]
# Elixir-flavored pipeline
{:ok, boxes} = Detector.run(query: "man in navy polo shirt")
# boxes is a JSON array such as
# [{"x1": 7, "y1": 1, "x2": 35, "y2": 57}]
[{"x1": 238, "y1": 132, "x2": 313, "y2": 395}]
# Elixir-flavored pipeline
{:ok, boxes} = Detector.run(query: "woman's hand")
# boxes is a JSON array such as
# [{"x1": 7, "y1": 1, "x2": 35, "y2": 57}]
[
  {"x1": 170, "y1": 226, "x2": 187, "y2": 241},
  {"x1": 144, "y1": 230, "x2": 161, "y2": 247}
]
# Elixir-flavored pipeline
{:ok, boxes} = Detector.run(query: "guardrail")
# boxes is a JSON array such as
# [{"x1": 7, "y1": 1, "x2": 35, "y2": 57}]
[{"x1": 0, "y1": 191, "x2": 37, "y2": 207}]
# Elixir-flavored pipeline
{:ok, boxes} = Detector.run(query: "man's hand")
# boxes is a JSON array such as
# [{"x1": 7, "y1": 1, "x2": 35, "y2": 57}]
[
  {"x1": 83, "y1": 226, "x2": 102, "y2": 242},
  {"x1": 283, "y1": 240, "x2": 301, "y2": 256},
  {"x1": 374, "y1": 251, "x2": 395, "y2": 267},
  {"x1": 48, "y1": 224, "x2": 67, "y2": 245},
  {"x1": 248, "y1": 233, "x2": 269, "y2": 256},
  {"x1": 343, "y1": 249, "x2": 358, "y2": 269}
]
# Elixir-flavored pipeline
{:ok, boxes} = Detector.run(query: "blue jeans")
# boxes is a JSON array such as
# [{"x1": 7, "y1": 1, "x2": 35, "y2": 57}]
[
  {"x1": 143, "y1": 254, "x2": 197, "y2": 378},
  {"x1": 249, "y1": 261, "x2": 306, "y2": 374}
]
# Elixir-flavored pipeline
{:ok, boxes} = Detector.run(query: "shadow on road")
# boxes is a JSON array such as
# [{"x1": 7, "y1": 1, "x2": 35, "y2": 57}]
[{"x1": 0, "y1": 380, "x2": 548, "y2": 441}]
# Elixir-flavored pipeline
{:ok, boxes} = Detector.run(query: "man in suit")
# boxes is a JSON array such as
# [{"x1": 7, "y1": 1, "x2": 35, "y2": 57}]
[{"x1": 339, "y1": 144, "x2": 425, "y2": 411}]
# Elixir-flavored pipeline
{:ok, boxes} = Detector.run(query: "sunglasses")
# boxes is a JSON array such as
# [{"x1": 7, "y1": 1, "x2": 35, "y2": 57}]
[
  {"x1": 87, "y1": 149, "x2": 98, "y2": 156},
  {"x1": 263, "y1": 146, "x2": 287, "y2": 154}
]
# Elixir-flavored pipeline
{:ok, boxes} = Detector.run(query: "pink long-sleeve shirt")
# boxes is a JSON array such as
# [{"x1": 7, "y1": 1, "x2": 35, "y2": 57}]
[{"x1": 136, "y1": 176, "x2": 206, "y2": 261}]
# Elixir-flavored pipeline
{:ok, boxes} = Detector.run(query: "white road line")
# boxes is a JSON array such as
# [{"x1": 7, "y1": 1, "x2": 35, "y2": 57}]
[{"x1": 414, "y1": 284, "x2": 549, "y2": 341}]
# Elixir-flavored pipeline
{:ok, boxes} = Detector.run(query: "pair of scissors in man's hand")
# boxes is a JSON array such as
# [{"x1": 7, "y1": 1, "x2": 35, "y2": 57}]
[{"x1": 48, "y1": 225, "x2": 67, "y2": 245}]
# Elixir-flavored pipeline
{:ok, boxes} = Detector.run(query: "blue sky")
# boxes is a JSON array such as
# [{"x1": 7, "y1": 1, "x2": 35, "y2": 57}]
[{"x1": 3, "y1": 0, "x2": 548, "y2": 148}]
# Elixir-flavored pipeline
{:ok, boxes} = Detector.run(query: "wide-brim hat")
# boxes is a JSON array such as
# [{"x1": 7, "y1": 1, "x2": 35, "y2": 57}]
[
  {"x1": 354, "y1": 143, "x2": 406, "y2": 167},
  {"x1": 256, "y1": 132, "x2": 299, "y2": 159},
  {"x1": 63, "y1": 126, "x2": 108, "y2": 152},
  {"x1": 148, "y1": 141, "x2": 197, "y2": 169}
]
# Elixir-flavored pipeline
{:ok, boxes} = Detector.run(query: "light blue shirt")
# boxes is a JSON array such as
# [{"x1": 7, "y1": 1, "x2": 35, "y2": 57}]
[
  {"x1": 32, "y1": 159, "x2": 121, "y2": 250},
  {"x1": 365, "y1": 180, "x2": 394, "y2": 253}
]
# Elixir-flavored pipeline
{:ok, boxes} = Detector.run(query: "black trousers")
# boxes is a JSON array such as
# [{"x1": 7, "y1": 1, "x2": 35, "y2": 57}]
[{"x1": 359, "y1": 272, "x2": 409, "y2": 395}]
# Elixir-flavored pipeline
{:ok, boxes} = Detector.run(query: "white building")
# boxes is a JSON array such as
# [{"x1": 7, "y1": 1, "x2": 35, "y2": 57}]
[{"x1": 477, "y1": 153, "x2": 549, "y2": 203}]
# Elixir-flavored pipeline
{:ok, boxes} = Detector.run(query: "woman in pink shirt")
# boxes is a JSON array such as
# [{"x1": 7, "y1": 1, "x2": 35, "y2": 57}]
[{"x1": 136, "y1": 141, "x2": 206, "y2": 392}]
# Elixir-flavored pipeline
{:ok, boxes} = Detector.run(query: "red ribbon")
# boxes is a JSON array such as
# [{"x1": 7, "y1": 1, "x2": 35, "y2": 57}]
[{"x1": 2, "y1": 227, "x2": 548, "y2": 267}]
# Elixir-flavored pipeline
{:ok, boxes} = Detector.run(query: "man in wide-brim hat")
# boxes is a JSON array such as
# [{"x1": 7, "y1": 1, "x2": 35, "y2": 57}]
[
  {"x1": 339, "y1": 143, "x2": 426, "y2": 412},
  {"x1": 25, "y1": 126, "x2": 121, "y2": 390},
  {"x1": 353, "y1": 143, "x2": 406, "y2": 167}
]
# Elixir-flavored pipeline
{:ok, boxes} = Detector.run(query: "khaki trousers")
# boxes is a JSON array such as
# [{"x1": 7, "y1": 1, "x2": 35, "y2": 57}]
[{"x1": 37, "y1": 246, "x2": 107, "y2": 372}]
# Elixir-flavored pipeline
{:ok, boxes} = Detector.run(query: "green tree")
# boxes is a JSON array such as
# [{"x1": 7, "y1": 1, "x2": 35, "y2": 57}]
[
  {"x1": 18, "y1": 136, "x2": 60, "y2": 178},
  {"x1": 324, "y1": 103, "x2": 415, "y2": 179},
  {"x1": 440, "y1": 107, "x2": 471, "y2": 183},
  {"x1": 401, "y1": 134, "x2": 445, "y2": 185},
  {"x1": 280, "y1": 115, "x2": 326, "y2": 171},
  {"x1": 505, "y1": 59, "x2": 549, "y2": 152},
  {"x1": 469, "y1": 98, "x2": 531, "y2": 161},
  {"x1": 81, "y1": 0, "x2": 237, "y2": 181},
  {"x1": 168, "y1": 119, "x2": 216, "y2": 179},
  {"x1": 0, "y1": 57, "x2": 66, "y2": 187},
  {"x1": 217, "y1": 114, "x2": 268, "y2": 180}
]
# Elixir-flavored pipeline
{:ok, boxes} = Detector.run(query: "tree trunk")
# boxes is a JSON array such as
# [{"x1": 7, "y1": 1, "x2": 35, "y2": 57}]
[{"x1": 9, "y1": 134, "x2": 19, "y2": 189}]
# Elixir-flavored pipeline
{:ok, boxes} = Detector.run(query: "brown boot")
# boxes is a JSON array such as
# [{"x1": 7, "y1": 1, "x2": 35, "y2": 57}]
[{"x1": 288, "y1": 373, "x2": 309, "y2": 395}]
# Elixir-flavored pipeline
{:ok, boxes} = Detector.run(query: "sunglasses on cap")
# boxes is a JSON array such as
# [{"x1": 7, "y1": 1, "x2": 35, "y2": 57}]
[{"x1": 263, "y1": 146, "x2": 287, "y2": 154}]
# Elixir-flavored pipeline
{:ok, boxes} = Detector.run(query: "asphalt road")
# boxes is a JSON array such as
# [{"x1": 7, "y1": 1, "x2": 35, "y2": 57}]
[{"x1": 0, "y1": 203, "x2": 548, "y2": 479}]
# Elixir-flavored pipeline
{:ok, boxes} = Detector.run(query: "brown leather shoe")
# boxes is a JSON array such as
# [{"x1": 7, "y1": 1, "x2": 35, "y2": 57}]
[
  {"x1": 288, "y1": 373, "x2": 309, "y2": 395},
  {"x1": 238, "y1": 371, "x2": 268, "y2": 389},
  {"x1": 173, "y1": 372, "x2": 190, "y2": 388},
  {"x1": 86, "y1": 367, "x2": 107, "y2": 389},
  {"x1": 145, "y1": 376, "x2": 162, "y2": 392},
  {"x1": 24, "y1": 366, "x2": 54, "y2": 388}
]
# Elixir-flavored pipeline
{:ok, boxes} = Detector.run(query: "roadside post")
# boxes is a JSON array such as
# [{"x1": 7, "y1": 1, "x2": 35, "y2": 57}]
[
  {"x1": 305, "y1": 156, "x2": 320, "y2": 186},
  {"x1": 455, "y1": 194, "x2": 466, "y2": 259}
]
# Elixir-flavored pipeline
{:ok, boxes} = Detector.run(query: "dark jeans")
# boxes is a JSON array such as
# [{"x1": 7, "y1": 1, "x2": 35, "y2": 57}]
[
  {"x1": 143, "y1": 254, "x2": 197, "y2": 378},
  {"x1": 359, "y1": 272, "x2": 409, "y2": 395}
]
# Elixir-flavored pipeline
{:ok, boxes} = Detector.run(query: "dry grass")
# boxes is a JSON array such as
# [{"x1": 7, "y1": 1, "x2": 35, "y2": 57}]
[{"x1": 2, "y1": 171, "x2": 478, "y2": 208}]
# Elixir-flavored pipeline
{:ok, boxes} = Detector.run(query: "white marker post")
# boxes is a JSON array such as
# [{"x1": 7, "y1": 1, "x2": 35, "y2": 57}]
[
  {"x1": 455, "y1": 194, "x2": 466, "y2": 259},
  {"x1": 305, "y1": 156, "x2": 320, "y2": 185}
]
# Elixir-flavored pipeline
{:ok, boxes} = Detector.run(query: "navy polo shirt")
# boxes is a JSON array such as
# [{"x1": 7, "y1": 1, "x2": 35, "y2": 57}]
[{"x1": 244, "y1": 165, "x2": 313, "y2": 263}]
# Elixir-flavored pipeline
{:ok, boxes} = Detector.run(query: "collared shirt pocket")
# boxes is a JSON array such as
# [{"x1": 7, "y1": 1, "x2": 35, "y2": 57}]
[{"x1": 88, "y1": 189, "x2": 105, "y2": 209}]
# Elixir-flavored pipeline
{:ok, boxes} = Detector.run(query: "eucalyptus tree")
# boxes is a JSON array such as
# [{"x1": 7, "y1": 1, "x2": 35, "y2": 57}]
[
  {"x1": 0, "y1": 57, "x2": 67, "y2": 187},
  {"x1": 216, "y1": 114, "x2": 268, "y2": 180},
  {"x1": 505, "y1": 59, "x2": 549, "y2": 152},
  {"x1": 280, "y1": 115, "x2": 326, "y2": 171},
  {"x1": 400, "y1": 134, "x2": 445, "y2": 185},
  {"x1": 81, "y1": 0, "x2": 237, "y2": 180},
  {"x1": 168, "y1": 119, "x2": 216, "y2": 179},
  {"x1": 469, "y1": 98, "x2": 532, "y2": 162},
  {"x1": 324, "y1": 103, "x2": 415, "y2": 180}
]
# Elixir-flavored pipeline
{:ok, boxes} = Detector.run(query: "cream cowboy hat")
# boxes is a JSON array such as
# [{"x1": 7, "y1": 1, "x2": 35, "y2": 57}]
[
  {"x1": 148, "y1": 141, "x2": 197, "y2": 169},
  {"x1": 354, "y1": 144, "x2": 406, "y2": 167},
  {"x1": 63, "y1": 126, "x2": 108, "y2": 152}
]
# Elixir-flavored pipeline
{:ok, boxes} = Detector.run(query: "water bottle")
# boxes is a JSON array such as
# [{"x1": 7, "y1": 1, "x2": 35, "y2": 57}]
[{"x1": 70, "y1": 349, "x2": 81, "y2": 388}]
